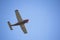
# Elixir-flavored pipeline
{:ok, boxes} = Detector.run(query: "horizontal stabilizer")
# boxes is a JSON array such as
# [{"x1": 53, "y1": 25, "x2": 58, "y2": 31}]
[{"x1": 8, "y1": 21, "x2": 13, "y2": 30}]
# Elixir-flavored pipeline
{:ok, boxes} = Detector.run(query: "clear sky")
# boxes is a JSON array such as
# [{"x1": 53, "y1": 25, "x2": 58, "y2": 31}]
[{"x1": 0, "y1": 0, "x2": 60, "y2": 40}]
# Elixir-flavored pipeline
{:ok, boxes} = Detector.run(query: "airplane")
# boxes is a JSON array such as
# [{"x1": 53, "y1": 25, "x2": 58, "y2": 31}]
[{"x1": 8, "y1": 10, "x2": 29, "y2": 34}]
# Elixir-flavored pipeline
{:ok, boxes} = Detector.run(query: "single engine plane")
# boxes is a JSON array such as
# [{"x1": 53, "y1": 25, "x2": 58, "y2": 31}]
[{"x1": 8, "y1": 10, "x2": 29, "y2": 34}]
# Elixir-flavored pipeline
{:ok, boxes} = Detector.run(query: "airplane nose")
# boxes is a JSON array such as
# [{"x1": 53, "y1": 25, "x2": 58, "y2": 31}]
[{"x1": 27, "y1": 19, "x2": 29, "y2": 23}]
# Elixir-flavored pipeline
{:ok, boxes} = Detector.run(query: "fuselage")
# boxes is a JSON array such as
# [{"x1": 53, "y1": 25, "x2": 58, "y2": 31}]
[
  {"x1": 11, "y1": 19, "x2": 29, "y2": 26},
  {"x1": 18, "y1": 19, "x2": 29, "y2": 24}
]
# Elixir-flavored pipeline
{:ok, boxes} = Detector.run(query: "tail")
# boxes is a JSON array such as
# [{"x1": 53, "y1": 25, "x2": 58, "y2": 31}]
[{"x1": 8, "y1": 21, "x2": 13, "y2": 30}]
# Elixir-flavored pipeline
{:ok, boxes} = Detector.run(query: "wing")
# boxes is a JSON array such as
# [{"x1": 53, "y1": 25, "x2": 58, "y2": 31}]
[
  {"x1": 15, "y1": 10, "x2": 23, "y2": 22},
  {"x1": 20, "y1": 24, "x2": 27, "y2": 34}
]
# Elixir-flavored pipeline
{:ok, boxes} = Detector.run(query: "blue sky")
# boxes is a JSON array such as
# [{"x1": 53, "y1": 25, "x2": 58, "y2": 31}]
[{"x1": 0, "y1": 0, "x2": 60, "y2": 40}]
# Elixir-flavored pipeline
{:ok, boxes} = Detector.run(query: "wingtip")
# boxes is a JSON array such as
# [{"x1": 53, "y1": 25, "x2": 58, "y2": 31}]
[
  {"x1": 24, "y1": 32, "x2": 28, "y2": 34},
  {"x1": 24, "y1": 30, "x2": 28, "y2": 34},
  {"x1": 15, "y1": 9, "x2": 18, "y2": 12}
]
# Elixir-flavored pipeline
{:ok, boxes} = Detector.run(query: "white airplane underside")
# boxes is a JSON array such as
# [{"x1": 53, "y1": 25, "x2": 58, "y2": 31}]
[{"x1": 8, "y1": 10, "x2": 29, "y2": 34}]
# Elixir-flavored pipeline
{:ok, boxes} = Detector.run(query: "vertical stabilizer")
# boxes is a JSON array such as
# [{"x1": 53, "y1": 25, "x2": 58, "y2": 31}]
[{"x1": 8, "y1": 21, "x2": 13, "y2": 30}]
